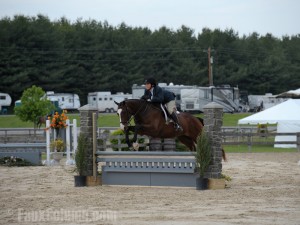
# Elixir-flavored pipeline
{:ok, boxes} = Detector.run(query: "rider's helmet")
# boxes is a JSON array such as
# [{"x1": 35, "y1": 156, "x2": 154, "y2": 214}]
[{"x1": 144, "y1": 77, "x2": 157, "y2": 87}]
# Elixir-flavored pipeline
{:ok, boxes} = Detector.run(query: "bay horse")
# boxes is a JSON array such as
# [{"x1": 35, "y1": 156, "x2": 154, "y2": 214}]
[
  {"x1": 115, "y1": 99, "x2": 204, "y2": 151},
  {"x1": 115, "y1": 99, "x2": 226, "y2": 160}
]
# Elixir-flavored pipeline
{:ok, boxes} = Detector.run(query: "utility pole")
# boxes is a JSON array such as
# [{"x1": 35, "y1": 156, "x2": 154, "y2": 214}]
[{"x1": 203, "y1": 47, "x2": 214, "y2": 86}]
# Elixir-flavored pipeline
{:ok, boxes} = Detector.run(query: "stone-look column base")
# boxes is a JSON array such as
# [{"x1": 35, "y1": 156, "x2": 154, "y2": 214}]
[
  {"x1": 203, "y1": 102, "x2": 223, "y2": 179},
  {"x1": 78, "y1": 104, "x2": 98, "y2": 176}
]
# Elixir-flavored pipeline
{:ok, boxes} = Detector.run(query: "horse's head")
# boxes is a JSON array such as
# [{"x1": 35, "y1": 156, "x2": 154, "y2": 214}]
[
  {"x1": 115, "y1": 100, "x2": 132, "y2": 131},
  {"x1": 115, "y1": 99, "x2": 146, "y2": 131}
]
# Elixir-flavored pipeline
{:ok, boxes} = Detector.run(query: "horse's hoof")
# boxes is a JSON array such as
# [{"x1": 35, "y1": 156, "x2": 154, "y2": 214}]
[{"x1": 132, "y1": 142, "x2": 139, "y2": 151}]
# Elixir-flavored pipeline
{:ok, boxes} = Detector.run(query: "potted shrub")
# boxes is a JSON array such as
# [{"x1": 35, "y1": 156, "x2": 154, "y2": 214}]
[
  {"x1": 194, "y1": 131, "x2": 212, "y2": 190},
  {"x1": 74, "y1": 133, "x2": 87, "y2": 187}
]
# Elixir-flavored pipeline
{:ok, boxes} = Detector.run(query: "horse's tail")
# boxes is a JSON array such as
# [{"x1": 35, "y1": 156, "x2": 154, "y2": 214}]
[{"x1": 197, "y1": 117, "x2": 204, "y2": 126}]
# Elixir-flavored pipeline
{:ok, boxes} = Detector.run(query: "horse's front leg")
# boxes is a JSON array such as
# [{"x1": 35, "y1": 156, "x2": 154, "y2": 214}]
[
  {"x1": 125, "y1": 125, "x2": 141, "y2": 150},
  {"x1": 131, "y1": 125, "x2": 142, "y2": 150},
  {"x1": 125, "y1": 127, "x2": 133, "y2": 148}
]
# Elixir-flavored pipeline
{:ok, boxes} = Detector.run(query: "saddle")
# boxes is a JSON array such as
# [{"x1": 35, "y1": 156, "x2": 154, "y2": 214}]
[{"x1": 150, "y1": 103, "x2": 177, "y2": 124}]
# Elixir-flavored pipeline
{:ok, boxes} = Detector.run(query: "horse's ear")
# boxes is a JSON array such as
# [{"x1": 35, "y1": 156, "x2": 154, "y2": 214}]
[{"x1": 114, "y1": 101, "x2": 119, "y2": 106}]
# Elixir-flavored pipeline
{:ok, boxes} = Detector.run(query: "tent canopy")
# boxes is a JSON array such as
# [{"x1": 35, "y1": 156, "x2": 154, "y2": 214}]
[
  {"x1": 276, "y1": 88, "x2": 300, "y2": 98},
  {"x1": 238, "y1": 99, "x2": 300, "y2": 125}
]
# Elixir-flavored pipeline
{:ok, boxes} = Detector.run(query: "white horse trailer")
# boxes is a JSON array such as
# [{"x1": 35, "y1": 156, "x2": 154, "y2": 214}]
[
  {"x1": 88, "y1": 92, "x2": 132, "y2": 113},
  {"x1": 0, "y1": 93, "x2": 12, "y2": 114},
  {"x1": 132, "y1": 83, "x2": 195, "y2": 110},
  {"x1": 180, "y1": 86, "x2": 241, "y2": 113},
  {"x1": 46, "y1": 91, "x2": 80, "y2": 112}
]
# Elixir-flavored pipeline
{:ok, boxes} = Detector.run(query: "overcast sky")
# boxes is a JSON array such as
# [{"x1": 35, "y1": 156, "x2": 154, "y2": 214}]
[{"x1": 1, "y1": 0, "x2": 299, "y2": 38}]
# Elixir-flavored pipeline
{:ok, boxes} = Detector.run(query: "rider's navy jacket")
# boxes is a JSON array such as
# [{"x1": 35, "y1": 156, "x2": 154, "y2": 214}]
[{"x1": 143, "y1": 86, "x2": 175, "y2": 104}]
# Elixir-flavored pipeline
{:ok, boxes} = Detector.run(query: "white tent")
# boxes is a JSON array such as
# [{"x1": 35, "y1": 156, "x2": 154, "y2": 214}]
[
  {"x1": 276, "y1": 88, "x2": 300, "y2": 98},
  {"x1": 238, "y1": 99, "x2": 300, "y2": 148}
]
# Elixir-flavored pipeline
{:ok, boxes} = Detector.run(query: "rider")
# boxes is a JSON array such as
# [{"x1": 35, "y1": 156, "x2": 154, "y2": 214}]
[{"x1": 141, "y1": 77, "x2": 183, "y2": 131}]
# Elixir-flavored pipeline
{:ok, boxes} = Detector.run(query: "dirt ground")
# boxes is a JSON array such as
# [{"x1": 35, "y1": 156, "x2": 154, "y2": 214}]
[{"x1": 0, "y1": 152, "x2": 300, "y2": 225}]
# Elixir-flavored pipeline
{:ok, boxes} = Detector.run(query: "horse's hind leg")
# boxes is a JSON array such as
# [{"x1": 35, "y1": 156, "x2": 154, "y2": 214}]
[{"x1": 177, "y1": 136, "x2": 195, "y2": 151}]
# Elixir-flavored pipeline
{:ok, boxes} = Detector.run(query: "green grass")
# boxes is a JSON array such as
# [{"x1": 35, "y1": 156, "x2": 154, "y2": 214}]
[
  {"x1": 1, "y1": 113, "x2": 297, "y2": 152},
  {"x1": 4, "y1": 112, "x2": 245, "y2": 128},
  {"x1": 0, "y1": 114, "x2": 120, "y2": 128},
  {"x1": 222, "y1": 113, "x2": 251, "y2": 126}
]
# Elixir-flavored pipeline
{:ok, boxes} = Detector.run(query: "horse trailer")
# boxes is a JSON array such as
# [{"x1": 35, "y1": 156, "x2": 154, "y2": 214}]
[
  {"x1": 88, "y1": 92, "x2": 132, "y2": 113},
  {"x1": 0, "y1": 92, "x2": 12, "y2": 114},
  {"x1": 132, "y1": 83, "x2": 195, "y2": 111},
  {"x1": 45, "y1": 91, "x2": 81, "y2": 112},
  {"x1": 132, "y1": 83, "x2": 246, "y2": 112},
  {"x1": 180, "y1": 86, "x2": 242, "y2": 113}
]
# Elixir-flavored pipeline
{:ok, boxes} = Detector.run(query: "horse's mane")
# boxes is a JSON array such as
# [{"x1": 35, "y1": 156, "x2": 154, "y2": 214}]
[{"x1": 123, "y1": 99, "x2": 162, "y2": 111}]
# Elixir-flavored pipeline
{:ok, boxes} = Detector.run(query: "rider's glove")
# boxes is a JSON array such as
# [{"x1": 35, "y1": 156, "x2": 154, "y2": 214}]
[{"x1": 141, "y1": 95, "x2": 150, "y2": 101}]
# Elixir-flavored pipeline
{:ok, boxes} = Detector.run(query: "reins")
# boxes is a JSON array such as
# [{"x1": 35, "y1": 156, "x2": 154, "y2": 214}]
[{"x1": 122, "y1": 100, "x2": 148, "y2": 127}]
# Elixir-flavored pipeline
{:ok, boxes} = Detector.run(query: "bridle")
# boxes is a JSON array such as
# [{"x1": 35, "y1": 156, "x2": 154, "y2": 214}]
[{"x1": 119, "y1": 100, "x2": 148, "y2": 129}]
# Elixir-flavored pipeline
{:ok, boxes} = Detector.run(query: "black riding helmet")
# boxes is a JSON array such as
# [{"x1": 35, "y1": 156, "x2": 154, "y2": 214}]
[{"x1": 144, "y1": 77, "x2": 157, "y2": 87}]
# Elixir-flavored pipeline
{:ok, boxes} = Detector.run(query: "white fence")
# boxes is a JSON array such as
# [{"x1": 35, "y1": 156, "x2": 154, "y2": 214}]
[{"x1": 44, "y1": 119, "x2": 77, "y2": 166}]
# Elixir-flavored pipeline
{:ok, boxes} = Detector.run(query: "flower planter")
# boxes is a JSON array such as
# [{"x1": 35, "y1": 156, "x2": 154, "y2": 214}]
[
  {"x1": 208, "y1": 178, "x2": 225, "y2": 190},
  {"x1": 86, "y1": 176, "x2": 102, "y2": 186},
  {"x1": 74, "y1": 175, "x2": 86, "y2": 187},
  {"x1": 51, "y1": 152, "x2": 64, "y2": 165}
]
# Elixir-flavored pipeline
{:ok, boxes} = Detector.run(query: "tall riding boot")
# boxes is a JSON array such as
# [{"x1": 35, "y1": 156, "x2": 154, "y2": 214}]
[{"x1": 171, "y1": 112, "x2": 183, "y2": 131}]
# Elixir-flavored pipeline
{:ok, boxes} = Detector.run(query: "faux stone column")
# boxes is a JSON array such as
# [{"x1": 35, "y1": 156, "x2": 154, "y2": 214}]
[
  {"x1": 203, "y1": 102, "x2": 223, "y2": 178},
  {"x1": 78, "y1": 104, "x2": 98, "y2": 176}
]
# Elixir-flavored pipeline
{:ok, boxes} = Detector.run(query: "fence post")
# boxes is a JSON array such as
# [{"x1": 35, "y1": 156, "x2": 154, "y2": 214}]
[
  {"x1": 78, "y1": 105, "x2": 98, "y2": 176},
  {"x1": 297, "y1": 132, "x2": 300, "y2": 152},
  {"x1": 203, "y1": 102, "x2": 223, "y2": 179},
  {"x1": 65, "y1": 119, "x2": 73, "y2": 165},
  {"x1": 72, "y1": 118, "x2": 78, "y2": 154},
  {"x1": 45, "y1": 120, "x2": 51, "y2": 165}
]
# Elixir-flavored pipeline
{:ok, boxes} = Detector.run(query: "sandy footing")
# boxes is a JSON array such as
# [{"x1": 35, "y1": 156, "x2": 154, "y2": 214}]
[{"x1": 1, "y1": 152, "x2": 300, "y2": 225}]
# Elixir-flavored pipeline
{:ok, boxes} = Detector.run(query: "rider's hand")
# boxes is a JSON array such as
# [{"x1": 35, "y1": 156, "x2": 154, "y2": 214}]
[{"x1": 141, "y1": 95, "x2": 150, "y2": 101}]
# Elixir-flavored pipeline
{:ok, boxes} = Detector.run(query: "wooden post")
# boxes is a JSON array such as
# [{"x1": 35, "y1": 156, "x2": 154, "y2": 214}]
[{"x1": 92, "y1": 112, "x2": 97, "y2": 179}]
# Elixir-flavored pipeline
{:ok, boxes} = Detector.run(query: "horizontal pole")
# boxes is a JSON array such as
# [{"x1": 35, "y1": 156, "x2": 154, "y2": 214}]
[{"x1": 96, "y1": 151, "x2": 194, "y2": 157}]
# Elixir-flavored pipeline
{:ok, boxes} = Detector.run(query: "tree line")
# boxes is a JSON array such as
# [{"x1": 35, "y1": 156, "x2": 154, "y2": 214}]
[{"x1": 0, "y1": 14, "x2": 299, "y2": 106}]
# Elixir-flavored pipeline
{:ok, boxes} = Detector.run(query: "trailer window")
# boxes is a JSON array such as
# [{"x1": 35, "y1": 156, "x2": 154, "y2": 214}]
[{"x1": 0, "y1": 96, "x2": 6, "y2": 100}]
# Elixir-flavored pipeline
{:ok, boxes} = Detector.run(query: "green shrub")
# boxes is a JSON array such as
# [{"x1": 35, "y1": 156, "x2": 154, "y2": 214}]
[
  {"x1": 0, "y1": 156, "x2": 34, "y2": 167},
  {"x1": 75, "y1": 133, "x2": 87, "y2": 175},
  {"x1": 195, "y1": 131, "x2": 212, "y2": 177},
  {"x1": 110, "y1": 129, "x2": 145, "y2": 151}
]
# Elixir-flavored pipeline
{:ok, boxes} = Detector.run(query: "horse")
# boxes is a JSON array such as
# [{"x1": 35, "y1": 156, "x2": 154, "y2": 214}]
[
  {"x1": 36, "y1": 114, "x2": 52, "y2": 129},
  {"x1": 115, "y1": 99, "x2": 204, "y2": 150},
  {"x1": 115, "y1": 99, "x2": 227, "y2": 160}
]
